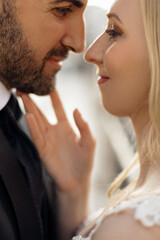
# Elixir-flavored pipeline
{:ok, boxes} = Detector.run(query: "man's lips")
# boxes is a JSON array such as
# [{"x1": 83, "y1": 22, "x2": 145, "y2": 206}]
[
  {"x1": 47, "y1": 56, "x2": 66, "y2": 70},
  {"x1": 97, "y1": 75, "x2": 110, "y2": 85}
]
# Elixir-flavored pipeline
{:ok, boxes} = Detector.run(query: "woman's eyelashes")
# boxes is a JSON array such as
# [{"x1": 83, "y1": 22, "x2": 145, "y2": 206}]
[{"x1": 105, "y1": 27, "x2": 122, "y2": 40}]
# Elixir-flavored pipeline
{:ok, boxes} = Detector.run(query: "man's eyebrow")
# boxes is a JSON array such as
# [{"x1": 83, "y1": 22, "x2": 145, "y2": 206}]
[
  {"x1": 52, "y1": 0, "x2": 84, "y2": 8},
  {"x1": 107, "y1": 13, "x2": 123, "y2": 23}
]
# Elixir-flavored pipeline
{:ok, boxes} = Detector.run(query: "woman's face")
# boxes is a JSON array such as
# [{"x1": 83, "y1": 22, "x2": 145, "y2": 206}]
[{"x1": 85, "y1": 0, "x2": 150, "y2": 118}]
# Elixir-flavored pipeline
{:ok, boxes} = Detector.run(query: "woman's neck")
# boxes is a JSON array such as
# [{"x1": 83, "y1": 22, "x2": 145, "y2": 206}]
[{"x1": 131, "y1": 108, "x2": 160, "y2": 194}]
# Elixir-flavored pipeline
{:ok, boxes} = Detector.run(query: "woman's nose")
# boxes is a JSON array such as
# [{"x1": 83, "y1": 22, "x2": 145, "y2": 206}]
[{"x1": 84, "y1": 33, "x2": 105, "y2": 64}]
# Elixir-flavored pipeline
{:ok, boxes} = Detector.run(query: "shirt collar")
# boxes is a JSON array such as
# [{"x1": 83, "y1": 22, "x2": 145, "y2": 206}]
[{"x1": 0, "y1": 82, "x2": 11, "y2": 110}]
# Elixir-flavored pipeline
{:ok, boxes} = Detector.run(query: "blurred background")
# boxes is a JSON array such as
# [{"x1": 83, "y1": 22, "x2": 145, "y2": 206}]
[{"x1": 22, "y1": 1, "x2": 137, "y2": 212}]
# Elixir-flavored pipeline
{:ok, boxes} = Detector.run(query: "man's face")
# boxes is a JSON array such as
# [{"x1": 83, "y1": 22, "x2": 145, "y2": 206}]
[{"x1": 0, "y1": 0, "x2": 87, "y2": 95}]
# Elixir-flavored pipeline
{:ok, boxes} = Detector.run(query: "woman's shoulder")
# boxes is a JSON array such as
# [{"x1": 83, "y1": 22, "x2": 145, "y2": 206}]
[
  {"x1": 106, "y1": 194, "x2": 160, "y2": 226},
  {"x1": 93, "y1": 208, "x2": 160, "y2": 240},
  {"x1": 91, "y1": 195, "x2": 160, "y2": 240}
]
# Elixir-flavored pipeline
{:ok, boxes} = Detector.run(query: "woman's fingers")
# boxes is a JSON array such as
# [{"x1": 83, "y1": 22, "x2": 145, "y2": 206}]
[
  {"x1": 73, "y1": 109, "x2": 95, "y2": 149},
  {"x1": 50, "y1": 90, "x2": 68, "y2": 122},
  {"x1": 17, "y1": 91, "x2": 49, "y2": 133},
  {"x1": 25, "y1": 113, "x2": 44, "y2": 151}
]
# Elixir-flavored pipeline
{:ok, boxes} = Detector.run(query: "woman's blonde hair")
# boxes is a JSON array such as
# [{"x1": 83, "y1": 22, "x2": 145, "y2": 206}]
[{"x1": 140, "y1": 0, "x2": 160, "y2": 162}]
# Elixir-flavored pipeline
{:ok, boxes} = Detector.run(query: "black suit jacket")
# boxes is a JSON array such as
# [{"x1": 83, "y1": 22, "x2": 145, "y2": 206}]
[
  {"x1": 0, "y1": 122, "x2": 59, "y2": 240},
  {"x1": 0, "y1": 175, "x2": 19, "y2": 240}
]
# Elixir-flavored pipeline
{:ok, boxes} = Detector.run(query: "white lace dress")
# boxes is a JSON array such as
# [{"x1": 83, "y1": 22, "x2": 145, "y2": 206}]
[{"x1": 72, "y1": 195, "x2": 160, "y2": 240}]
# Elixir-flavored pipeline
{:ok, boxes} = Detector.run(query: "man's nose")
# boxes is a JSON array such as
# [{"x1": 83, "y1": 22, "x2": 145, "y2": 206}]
[{"x1": 61, "y1": 18, "x2": 85, "y2": 53}]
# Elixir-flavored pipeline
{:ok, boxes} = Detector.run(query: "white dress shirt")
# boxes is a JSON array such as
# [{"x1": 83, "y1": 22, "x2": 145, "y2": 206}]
[{"x1": 0, "y1": 82, "x2": 11, "y2": 110}]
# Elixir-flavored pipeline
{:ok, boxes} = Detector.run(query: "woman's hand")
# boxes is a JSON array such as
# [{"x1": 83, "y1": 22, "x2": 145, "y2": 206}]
[{"x1": 17, "y1": 90, "x2": 95, "y2": 193}]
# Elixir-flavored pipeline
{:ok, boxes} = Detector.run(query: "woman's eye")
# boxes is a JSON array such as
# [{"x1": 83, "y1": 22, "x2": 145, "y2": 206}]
[
  {"x1": 53, "y1": 7, "x2": 73, "y2": 17},
  {"x1": 105, "y1": 29, "x2": 121, "y2": 40}
]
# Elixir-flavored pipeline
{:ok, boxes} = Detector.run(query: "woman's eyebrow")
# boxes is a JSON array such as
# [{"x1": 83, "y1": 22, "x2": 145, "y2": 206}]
[
  {"x1": 107, "y1": 13, "x2": 123, "y2": 23},
  {"x1": 51, "y1": 0, "x2": 84, "y2": 8}
]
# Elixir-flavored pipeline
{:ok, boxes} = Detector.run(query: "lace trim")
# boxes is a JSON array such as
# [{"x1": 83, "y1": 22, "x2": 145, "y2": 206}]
[
  {"x1": 104, "y1": 195, "x2": 160, "y2": 227},
  {"x1": 72, "y1": 236, "x2": 90, "y2": 240},
  {"x1": 72, "y1": 195, "x2": 160, "y2": 240}
]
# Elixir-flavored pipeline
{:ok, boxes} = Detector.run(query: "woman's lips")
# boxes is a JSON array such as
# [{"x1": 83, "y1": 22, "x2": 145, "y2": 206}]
[{"x1": 98, "y1": 75, "x2": 110, "y2": 85}]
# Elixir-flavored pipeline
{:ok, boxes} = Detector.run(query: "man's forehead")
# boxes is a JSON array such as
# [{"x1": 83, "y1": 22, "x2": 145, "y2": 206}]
[{"x1": 52, "y1": 0, "x2": 84, "y2": 8}]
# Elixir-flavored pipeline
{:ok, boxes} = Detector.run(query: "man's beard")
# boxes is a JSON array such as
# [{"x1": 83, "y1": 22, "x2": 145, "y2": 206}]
[{"x1": 0, "y1": 2, "x2": 68, "y2": 95}]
